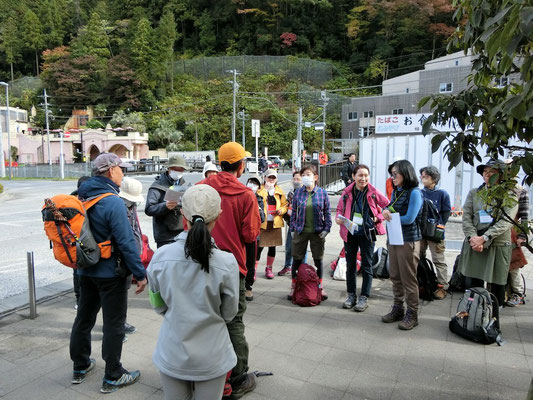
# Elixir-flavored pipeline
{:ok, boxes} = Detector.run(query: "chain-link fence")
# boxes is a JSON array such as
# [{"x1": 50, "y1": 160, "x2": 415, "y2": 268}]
[
  {"x1": 172, "y1": 56, "x2": 333, "y2": 86},
  {"x1": 6, "y1": 76, "x2": 42, "y2": 97},
  {"x1": 9, "y1": 163, "x2": 91, "y2": 179}
]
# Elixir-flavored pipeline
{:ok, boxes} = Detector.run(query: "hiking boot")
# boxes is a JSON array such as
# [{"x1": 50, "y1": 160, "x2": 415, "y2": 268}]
[
  {"x1": 343, "y1": 293, "x2": 356, "y2": 309},
  {"x1": 265, "y1": 266, "x2": 274, "y2": 279},
  {"x1": 245, "y1": 289, "x2": 253, "y2": 301},
  {"x1": 506, "y1": 293, "x2": 524, "y2": 307},
  {"x1": 278, "y1": 266, "x2": 291, "y2": 276},
  {"x1": 381, "y1": 304, "x2": 405, "y2": 323},
  {"x1": 122, "y1": 335, "x2": 128, "y2": 343},
  {"x1": 124, "y1": 322, "x2": 137, "y2": 334},
  {"x1": 71, "y1": 359, "x2": 96, "y2": 384},
  {"x1": 354, "y1": 295, "x2": 368, "y2": 312},
  {"x1": 398, "y1": 308, "x2": 418, "y2": 330},
  {"x1": 321, "y1": 288, "x2": 328, "y2": 300},
  {"x1": 433, "y1": 287, "x2": 446, "y2": 300},
  {"x1": 229, "y1": 373, "x2": 256, "y2": 399},
  {"x1": 100, "y1": 370, "x2": 141, "y2": 394}
]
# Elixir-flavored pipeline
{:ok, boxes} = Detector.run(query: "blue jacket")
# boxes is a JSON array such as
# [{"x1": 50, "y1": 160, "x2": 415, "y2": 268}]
[{"x1": 77, "y1": 176, "x2": 146, "y2": 281}]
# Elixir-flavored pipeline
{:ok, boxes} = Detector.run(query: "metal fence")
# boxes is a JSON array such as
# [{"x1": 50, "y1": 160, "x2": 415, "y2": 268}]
[
  {"x1": 172, "y1": 55, "x2": 333, "y2": 86},
  {"x1": 319, "y1": 160, "x2": 345, "y2": 194},
  {"x1": 9, "y1": 163, "x2": 91, "y2": 179}
]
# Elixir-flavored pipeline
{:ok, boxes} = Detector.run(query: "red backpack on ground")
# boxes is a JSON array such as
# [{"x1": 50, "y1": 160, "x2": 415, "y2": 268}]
[{"x1": 292, "y1": 263, "x2": 322, "y2": 307}]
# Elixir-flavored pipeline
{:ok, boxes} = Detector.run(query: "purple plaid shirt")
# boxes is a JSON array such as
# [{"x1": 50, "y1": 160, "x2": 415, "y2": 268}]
[{"x1": 290, "y1": 186, "x2": 332, "y2": 233}]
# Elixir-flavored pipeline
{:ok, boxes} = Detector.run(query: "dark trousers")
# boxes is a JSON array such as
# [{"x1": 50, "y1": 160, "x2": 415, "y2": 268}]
[
  {"x1": 256, "y1": 246, "x2": 276, "y2": 260},
  {"x1": 465, "y1": 277, "x2": 506, "y2": 307},
  {"x1": 344, "y1": 233, "x2": 375, "y2": 297},
  {"x1": 70, "y1": 275, "x2": 128, "y2": 380},
  {"x1": 245, "y1": 241, "x2": 257, "y2": 291},
  {"x1": 73, "y1": 270, "x2": 80, "y2": 305},
  {"x1": 227, "y1": 277, "x2": 249, "y2": 386}
]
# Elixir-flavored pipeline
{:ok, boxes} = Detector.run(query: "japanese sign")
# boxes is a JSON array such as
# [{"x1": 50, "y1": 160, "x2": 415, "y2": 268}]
[{"x1": 375, "y1": 113, "x2": 462, "y2": 134}]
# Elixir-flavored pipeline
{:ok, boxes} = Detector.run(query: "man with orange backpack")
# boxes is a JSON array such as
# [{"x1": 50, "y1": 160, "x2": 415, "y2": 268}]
[{"x1": 69, "y1": 153, "x2": 147, "y2": 394}]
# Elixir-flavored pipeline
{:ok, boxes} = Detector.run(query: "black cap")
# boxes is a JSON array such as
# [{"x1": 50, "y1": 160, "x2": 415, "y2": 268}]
[{"x1": 476, "y1": 159, "x2": 506, "y2": 175}]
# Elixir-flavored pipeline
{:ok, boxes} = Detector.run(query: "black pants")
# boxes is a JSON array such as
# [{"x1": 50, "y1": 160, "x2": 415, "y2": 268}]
[
  {"x1": 256, "y1": 246, "x2": 276, "y2": 260},
  {"x1": 465, "y1": 277, "x2": 506, "y2": 307},
  {"x1": 292, "y1": 258, "x2": 323, "y2": 279},
  {"x1": 345, "y1": 233, "x2": 375, "y2": 297},
  {"x1": 245, "y1": 241, "x2": 257, "y2": 291},
  {"x1": 73, "y1": 270, "x2": 81, "y2": 305},
  {"x1": 70, "y1": 275, "x2": 128, "y2": 380}
]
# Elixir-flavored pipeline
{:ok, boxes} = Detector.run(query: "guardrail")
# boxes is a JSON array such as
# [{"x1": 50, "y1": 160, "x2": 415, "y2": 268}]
[{"x1": 319, "y1": 161, "x2": 345, "y2": 194}]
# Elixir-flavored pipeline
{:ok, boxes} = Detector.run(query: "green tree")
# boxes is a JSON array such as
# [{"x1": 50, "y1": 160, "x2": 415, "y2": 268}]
[
  {"x1": 21, "y1": 8, "x2": 45, "y2": 77},
  {"x1": 0, "y1": 16, "x2": 21, "y2": 81},
  {"x1": 151, "y1": 118, "x2": 184, "y2": 150},
  {"x1": 421, "y1": 0, "x2": 533, "y2": 249},
  {"x1": 70, "y1": 11, "x2": 111, "y2": 63},
  {"x1": 130, "y1": 17, "x2": 156, "y2": 88},
  {"x1": 154, "y1": 10, "x2": 178, "y2": 89}
]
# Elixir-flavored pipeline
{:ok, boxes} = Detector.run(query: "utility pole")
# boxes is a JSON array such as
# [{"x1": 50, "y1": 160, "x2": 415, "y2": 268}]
[
  {"x1": 297, "y1": 107, "x2": 302, "y2": 170},
  {"x1": 43, "y1": 89, "x2": 52, "y2": 165},
  {"x1": 238, "y1": 109, "x2": 247, "y2": 148},
  {"x1": 227, "y1": 69, "x2": 240, "y2": 142},
  {"x1": 320, "y1": 90, "x2": 329, "y2": 152}
]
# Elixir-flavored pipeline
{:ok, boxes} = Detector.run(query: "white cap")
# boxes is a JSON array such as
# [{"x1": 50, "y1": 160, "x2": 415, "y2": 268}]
[
  {"x1": 264, "y1": 168, "x2": 278, "y2": 178},
  {"x1": 119, "y1": 177, "x2": 144, "y2": 203},
  {"x1": 181, "y1": 184, "x2": 221, "y2": 224},
  {"x1": 202, "y1": 162, "x2": 218, "y2": 177}
]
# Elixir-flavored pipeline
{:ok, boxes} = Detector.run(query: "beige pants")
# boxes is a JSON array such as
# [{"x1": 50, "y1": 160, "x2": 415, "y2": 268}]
[
  {"x1": 388, "y1": 241, "x2": 421, "y2": 312},
  {"x1": 159, "y1": 372, "x2": 226, "y2": 400},
  {"x1": 420, "y1": 239, "x2": 449, "y2": 289},
  {"x1": 508, "y1": 268, "x2": 524, "y2": 294}
]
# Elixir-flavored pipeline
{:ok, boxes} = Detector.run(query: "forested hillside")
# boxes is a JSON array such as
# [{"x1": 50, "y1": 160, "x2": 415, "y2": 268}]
[{"x1": 0, "y1": 0, "x2": 456, "y2": 154}]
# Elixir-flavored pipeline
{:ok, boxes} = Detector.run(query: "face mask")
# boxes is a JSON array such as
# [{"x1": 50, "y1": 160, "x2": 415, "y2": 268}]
[
  {"x1": 264, "y1": 182, "x2": 274, "y2": 189},
  {"x1": 169, "y1": 170, "x2": 182, "y2": 181},
  {"x1": 302, "y1": 175, "x2": 314, "y2": 187},
  {"x1": 247, "y1": 183, "x2": 259, "y2": 193},
  {"x1": 293, "y1": 181, "x2": 303, "y2": 190}
]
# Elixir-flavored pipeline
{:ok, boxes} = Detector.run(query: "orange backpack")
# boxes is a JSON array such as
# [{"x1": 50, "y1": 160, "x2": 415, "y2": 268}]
[{"x1": 42, "y1": 193, "x2": 115, "y2": 269}]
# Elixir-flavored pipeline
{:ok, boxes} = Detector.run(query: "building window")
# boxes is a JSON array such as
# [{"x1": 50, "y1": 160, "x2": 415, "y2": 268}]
[
  {"x1": 439, "y1": 83, "x2": 453, "y2": 93},
  {"x1": 359, "y1": 127, "x2": 375, "y2": 137},
  {"x1": 455, "y1": 60, "x2": 459, "y2": 66},
  {"x1": 392, "y1": 108, "x2": 403, "y2": 115},
  {"x1": 494, "y1": 77, "x2": 509, "y2": 87},
  {"x1": 363, "y1": 110, "x2": 374, "y2": 118},
  {"x1": 348, "y1": 130, "x2": 354, "y2": 139},
  {"x1": 347, "y1": 111, "x2": 358, "y2": 121},
  {"x1": 405, "y1": 88, "x2": 409, "y2": 94}
]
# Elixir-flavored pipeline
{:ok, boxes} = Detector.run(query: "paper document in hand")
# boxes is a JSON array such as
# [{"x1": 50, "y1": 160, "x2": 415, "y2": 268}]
[
  {"x1": 338, "y1": 215, "x2": 358, "y2": 235},
  {"x1": 386, "y1": 213, "x2": 404, "y2": 245},
  {"x1": 164, "y1": 187, "x2": 184, "y2": 203}
]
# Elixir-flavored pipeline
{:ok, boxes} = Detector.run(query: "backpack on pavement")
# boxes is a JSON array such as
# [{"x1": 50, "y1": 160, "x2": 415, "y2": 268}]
[
  {"x1": 417, "y1": 257, "x2": 438, "y2": 301},
  {"x1": 42, "y1": 193, "x2": 115, "y2": 269},
  {"x1": 449, "y1": 287, "x2": 503, "y2": 345},
  {"x1": 292, "y1": 263, "x2": 322, "y2": 307},
  {"x1": 448, "y1": 253, "x2": 465, "y2": 292},
  {"x1": 372, "y1": 247, "x2": 389, "y2": 279}
]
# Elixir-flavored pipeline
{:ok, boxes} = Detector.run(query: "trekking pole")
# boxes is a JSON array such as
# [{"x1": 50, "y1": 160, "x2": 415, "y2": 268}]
[{"x1": 27, "y1": 251, "x2": 37, "y2": 319}]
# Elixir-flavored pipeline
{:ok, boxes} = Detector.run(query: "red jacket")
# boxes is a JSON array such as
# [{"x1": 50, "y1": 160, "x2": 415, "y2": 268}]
[
  {"x1": 200, "y1": 172, "x2": 261, "y2": 276},
  {"x1": 336, "y1": 182, "x2": 390, "y2": 242}
]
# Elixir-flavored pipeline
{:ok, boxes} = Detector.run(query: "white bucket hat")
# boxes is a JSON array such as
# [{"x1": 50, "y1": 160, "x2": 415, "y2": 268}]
[
  {"x1": 181, "y1": 184, "x2": 221, "y2": 224},
  {"x1": 119, "y1": 177, "x2": 144, "y2": 203},
  {"x1": 202, "y1": 161, "x2": 218, "y2": 177}
]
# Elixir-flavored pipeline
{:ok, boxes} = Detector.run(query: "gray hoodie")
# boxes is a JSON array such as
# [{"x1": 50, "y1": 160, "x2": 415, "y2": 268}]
[{"x1": 147, "y1": 231, "x2": 239, "y2": 380}]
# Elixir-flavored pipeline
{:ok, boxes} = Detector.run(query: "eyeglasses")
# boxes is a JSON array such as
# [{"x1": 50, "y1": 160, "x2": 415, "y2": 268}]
[{"x1": 391, "y1": 172, "x2": 399, "y2": 177}]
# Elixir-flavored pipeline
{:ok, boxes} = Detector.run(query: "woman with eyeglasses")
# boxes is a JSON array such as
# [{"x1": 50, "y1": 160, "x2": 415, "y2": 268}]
[
  {"x1": 458, "y1": 159, "x2": 518, "y2": 307},
  {"x1": 381, "y1": 160, "x2": 423, "y2": 330}
]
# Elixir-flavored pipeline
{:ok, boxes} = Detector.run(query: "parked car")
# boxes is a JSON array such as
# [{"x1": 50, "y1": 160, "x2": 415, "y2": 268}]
[{"x1": 268, "y1": 155, "x2": 285, "y2": 167}]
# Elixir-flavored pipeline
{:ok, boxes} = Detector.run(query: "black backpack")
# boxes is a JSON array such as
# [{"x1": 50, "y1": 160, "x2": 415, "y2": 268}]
[
  {"x1": 448, "y1": 254, "x2": 465, "y2": 292},
  {"x1": 449, "y1": 287, "x2": 503, "y2": 345},
  {"x1": 417, "y1": 257, "x2": 438, "y2": 301},
  {"x1": 371, "y1": 247, "x2": 389, "y2": 279},
  {"x1": 417, "y1": 197, "x2": 440, "y2": 242}
]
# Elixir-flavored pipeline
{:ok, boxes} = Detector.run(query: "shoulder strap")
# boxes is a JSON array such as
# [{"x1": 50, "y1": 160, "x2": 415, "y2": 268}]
[
  {"x1": 83, "y1": 193, "x2": 116, "y2": 211},
  {"x1": 150, "y1": 183, "x2": 169, "y2": 192}
]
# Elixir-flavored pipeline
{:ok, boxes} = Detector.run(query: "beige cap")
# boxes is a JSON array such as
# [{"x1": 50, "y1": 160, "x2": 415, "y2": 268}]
[
  {"x1": 264, "y1": 168, "x2": 277, "y2": 178},
  {"x1": 168, "y1": 154, "x2": 191, "y2": 170},
  {"x1": 181, "y1": 184, "x2": 221, "y2": 224},
  {"x1": 119, "y1": 177, "x2": 144, "y2": 203}
]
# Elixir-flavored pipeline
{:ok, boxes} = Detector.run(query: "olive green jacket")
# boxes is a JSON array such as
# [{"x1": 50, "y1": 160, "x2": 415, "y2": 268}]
[{"x1": 462, "y1": 186, "x2": 518, "y2": 247}]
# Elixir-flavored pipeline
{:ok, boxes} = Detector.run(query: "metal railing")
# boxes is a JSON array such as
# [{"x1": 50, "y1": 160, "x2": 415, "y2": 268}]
[{"x1": 318, "y1": 160, "x2": 345, "y2": 194}]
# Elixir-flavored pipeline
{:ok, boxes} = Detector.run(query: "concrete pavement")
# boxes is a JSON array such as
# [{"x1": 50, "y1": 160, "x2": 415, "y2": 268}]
[{"x1": 1, "y1": 208, "x2": 533, "y2": 399}]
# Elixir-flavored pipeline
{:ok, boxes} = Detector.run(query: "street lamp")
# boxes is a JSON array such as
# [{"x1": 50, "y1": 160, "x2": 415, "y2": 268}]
[{"x1": 0, "y1": 82, "x2": 11, "y2": 179}]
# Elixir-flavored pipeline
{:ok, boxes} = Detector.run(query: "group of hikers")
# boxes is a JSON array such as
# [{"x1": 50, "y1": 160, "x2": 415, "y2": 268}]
[{"x1": 65, "y1": 144, "x2": 529, "y2": 399}]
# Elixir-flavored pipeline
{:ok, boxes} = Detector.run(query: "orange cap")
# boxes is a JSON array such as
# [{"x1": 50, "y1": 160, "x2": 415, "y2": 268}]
[{"x1": 218, "y1": 142, "x2": 246, "y2": 164}]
